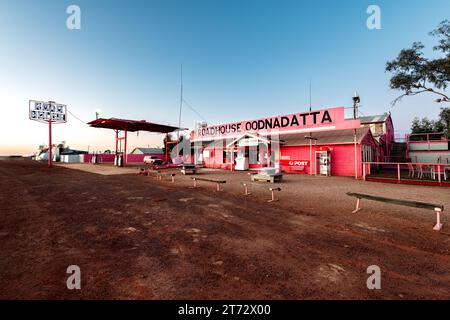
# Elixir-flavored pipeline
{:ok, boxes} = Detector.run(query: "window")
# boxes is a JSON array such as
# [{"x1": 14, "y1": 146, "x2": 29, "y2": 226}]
[{"x1": 362, "y1": 145, "x2": 375, "y2": 162}]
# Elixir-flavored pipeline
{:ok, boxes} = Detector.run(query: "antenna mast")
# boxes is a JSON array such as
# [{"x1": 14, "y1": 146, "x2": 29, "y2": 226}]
[
  {"x1": 352, "y1": 91, "x2": 360, "y2": 119},
  {"x1": 176, "y1": 64, "x2": 183, "y2": 157},
  {"x1": 309, "y1": 80, "x2": 312, "y2": 112},
  {"x1": 177, "y1": 64, "x2": 183, "y2": 141}
]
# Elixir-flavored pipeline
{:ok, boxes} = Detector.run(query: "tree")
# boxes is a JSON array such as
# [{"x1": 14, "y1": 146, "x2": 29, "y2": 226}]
[
  {"x1": 386, "y1": 20, "x2": 450, "y2": 105},
  {"x1": 162, "y1": 133, "x2": 186, "y2": 155},
  {"x1": 411, "y1": 117, "x2": 434, "y2": 134},
  {"x1": 410, "y1": 107, "x2": 450, "y2": 138},
  {"x1": 439, "y1": 107, "x2": 450, "y2": 136},
  {"x1": 57, "y1": 141, "x2": 68, "y2": 150}
]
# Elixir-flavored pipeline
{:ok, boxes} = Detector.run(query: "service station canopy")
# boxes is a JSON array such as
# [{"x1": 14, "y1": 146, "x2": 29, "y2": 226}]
[
  {"x1": 88, "y1": 118, "x2": 183, "y2": 133},
  {"x1": 87, "y1": 118, "x2": 185, "y2": 167}
]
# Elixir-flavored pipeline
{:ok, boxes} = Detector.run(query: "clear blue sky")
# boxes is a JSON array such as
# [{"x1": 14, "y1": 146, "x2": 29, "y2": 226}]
[{"x1": 1, "y1": 0, "x2": 449, "y2": 154}]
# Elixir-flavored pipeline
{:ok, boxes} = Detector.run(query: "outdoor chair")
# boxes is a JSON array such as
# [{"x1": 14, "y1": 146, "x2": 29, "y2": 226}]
[
  {"x1": 407, "y1": 163, "x2": 415, "y2": 178},
  {"x1": 417, "y1": 164, "x2": 432, "y2": 179},
  {"x1": 431, "y1": 165, "x2": 448, "y2": 181}
]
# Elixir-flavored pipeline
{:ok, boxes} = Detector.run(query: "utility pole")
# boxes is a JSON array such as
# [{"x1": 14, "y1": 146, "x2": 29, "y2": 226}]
[{"x1": 352, "y1": 92, "x2": 361, "y2": 179}]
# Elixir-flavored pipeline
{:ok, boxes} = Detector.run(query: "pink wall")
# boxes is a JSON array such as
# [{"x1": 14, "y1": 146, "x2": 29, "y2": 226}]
[
  {"x1": 280, "y1": 146, "x2": 314, "y2": 174},
  {"x1": 280, "y1": 144, "x2": 361, "y2": 177},
  {"x1": 202, "y1": 145, "x2": 269, "y2": 170},
  {"x1": 127, "y1": 153, "x2": 166, "y2": 163},
  {"x1": 329, "y1": 144, "x2": 361, "y2": 177},
  {"x1": 361, "y1": 129, "x2": 382, "y2": 162},
  {"x1": 385, "y1": 116, "x2": 395, "y2": 156},
  {"x1": 200, "y1": 143, "x2": 364, "y2": 177},
  {"x1": 378, "y1": 115, "x2": 395, "y2": 160},
  {"x1": 203, "y1": 148, "x2": 227, "y2": 169},
  {"x1": 83, "y1": 154, "x2": 115, "y2": 163},
  {"x1": 197, "y1": 128, "x2": 385, "y2": 177},
  {"x1": 83, "y1": 153, "x2": 166, "y2": 164}
]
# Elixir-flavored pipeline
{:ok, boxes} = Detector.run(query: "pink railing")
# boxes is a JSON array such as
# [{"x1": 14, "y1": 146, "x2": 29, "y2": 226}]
[
  {"x1": 362, "y1": 161, "x2": 450, "y2": 185},
  {"x1": 406, "y1": 132, "x2": 448, "y2": 142}
]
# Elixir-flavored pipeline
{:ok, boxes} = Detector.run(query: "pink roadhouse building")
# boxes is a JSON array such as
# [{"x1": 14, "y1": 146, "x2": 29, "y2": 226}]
[{"x1": 190, "y1": 106, "x2": 394, "y2": 178}]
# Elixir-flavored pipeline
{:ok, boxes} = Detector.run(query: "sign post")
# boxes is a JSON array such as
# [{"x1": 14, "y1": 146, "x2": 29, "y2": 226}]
[{"x1": 29, "y1": 100, "x2": 67, "y2": 168}]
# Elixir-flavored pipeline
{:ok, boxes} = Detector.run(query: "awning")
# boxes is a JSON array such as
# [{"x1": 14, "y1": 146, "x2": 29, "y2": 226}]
[
  {"x1": 280, "y1": 127, "x2": 371, "y2": 146},
  {"x1": 226, "y1": 132, "x2": 270, "y2": 148}
]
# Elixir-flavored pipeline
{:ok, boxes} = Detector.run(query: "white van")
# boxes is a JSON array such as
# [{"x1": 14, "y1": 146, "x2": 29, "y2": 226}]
[{"x1": 143, "y1": 155, "x2": 161, "y2": 164}]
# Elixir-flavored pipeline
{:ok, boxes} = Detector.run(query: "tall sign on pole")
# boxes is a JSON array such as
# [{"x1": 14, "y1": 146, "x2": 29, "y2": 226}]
[{"x1": 29, "y1": 100, "x2": 67, "y2": 168}]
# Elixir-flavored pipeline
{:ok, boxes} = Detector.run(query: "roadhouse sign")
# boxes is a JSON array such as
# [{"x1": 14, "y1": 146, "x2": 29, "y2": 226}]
[
  {"x1": 29, "y1": 100, "x2": 67, "y2": 123},
  {"x1": 192, "y1": 107, "x2": 356, "y2": 141}
]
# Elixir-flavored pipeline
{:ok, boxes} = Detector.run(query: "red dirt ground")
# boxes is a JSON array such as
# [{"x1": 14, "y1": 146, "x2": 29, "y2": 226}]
[{"x1": 1, "y1": 160, "x2": 450, "y2": 299}]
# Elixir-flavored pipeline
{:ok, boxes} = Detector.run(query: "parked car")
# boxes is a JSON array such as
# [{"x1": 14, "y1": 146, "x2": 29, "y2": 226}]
[{"x1": 143, "y1": 155, "x2": 163, "y2": 165}]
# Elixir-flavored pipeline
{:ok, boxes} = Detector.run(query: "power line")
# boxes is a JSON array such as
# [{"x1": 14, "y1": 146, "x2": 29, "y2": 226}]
[
  {"x1": 357, "y1": 106, "x2": 366, "y2": 117},
  {"x1": 67, "y1": 109, "x2": 87, "y2": 124},
  {"x1": 182, "y1": 98, "x2": 208, "y2": 123}
]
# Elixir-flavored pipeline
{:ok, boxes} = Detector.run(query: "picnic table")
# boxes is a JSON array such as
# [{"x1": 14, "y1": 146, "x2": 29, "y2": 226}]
[{"x1": 250, "y1": 168, "x2": 283, "y2": 183}]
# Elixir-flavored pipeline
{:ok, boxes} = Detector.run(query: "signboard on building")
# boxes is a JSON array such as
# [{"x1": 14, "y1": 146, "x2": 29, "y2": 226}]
[
  {"x1": 280, "y1": 159, "x2": 310, "y2": 172},
  {"x1": 280, "y1": 160, "x2": 310, "y2": 167},
  {"x1": 238, "y1": 138, "x2": 260, "y2": 147},
  {"x1": 191, "y1": 106, "x2": 361, "y2": 142}
]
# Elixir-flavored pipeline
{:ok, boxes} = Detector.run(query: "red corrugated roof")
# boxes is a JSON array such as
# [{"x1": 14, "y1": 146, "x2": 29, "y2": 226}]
[{"x1": 88, "y1": 118, "x2": 185, "y2": 133}]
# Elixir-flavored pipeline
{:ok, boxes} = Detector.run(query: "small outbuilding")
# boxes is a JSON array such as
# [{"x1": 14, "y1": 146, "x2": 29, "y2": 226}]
[{"x1": 130, "y1": 147, "x2": 164, "y2": 155}]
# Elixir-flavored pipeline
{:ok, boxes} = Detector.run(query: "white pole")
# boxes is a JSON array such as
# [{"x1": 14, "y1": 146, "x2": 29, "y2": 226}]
[
  {"x1": 354, "y1": 129, "x2": 358, "y2": 179},
  {"x1": 309, "y1": 139, "x2": 312, "y2": 175}
]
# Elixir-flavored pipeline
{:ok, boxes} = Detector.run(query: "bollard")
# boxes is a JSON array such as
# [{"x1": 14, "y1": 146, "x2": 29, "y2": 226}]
[
  {"x1": 352, "y1": 198, "x2": 363, "y2": 213},
  {"x1": 268, "y1": 187, "x2": 281, "y2": 203},
  {"x1": 151, "y1": 171, "x2": 161, "y2": 180},
  {"x1": 192, "y1": 178, "x2": 197, "y2": 188},
  {"x1": 243, "y1": 183, "x2": 251, "y2": 196},
  {"x1": 216, "y1": 182, "x2": 222, "y2": 192},
  {"x1": 171, "y1": 174, "x2": 175, "y2": 183},
  {"x1": 433, "y1": 207, "x2": 443, "y2": 231}
]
